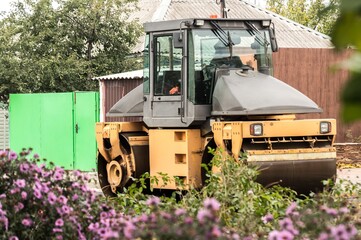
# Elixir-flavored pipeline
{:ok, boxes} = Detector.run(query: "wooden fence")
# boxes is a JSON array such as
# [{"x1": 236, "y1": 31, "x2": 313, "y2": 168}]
[{"x1": 273, "y1": 48, "x2": 359, "y2": 142}]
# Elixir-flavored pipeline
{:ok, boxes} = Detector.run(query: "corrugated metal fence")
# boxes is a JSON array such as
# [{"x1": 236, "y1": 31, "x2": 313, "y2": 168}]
[
  {"x1": 0, "y1": 105, "x2": 9, "y2": 150},
  {"x1": 102, "y1": 78, "x2": 143, "y2": 122}
]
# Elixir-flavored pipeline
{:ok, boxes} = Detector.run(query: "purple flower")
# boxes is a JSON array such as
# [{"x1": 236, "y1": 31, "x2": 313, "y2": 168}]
[
  {"x1": 317, "y1": 232, "x2": 329, "y2": 240},
  {"x1": 232, "y1": 233, "x2": 240, "y2": 240},
  {"x1": 57, "y1": 195, "x2": 68, "y2": 205},
  {"x1": 21, "y1": 191, "x2": 27, "y2": 200},
  {"x1": 160, "y1": 211, "x2": 172, "y2": 220},
  {"x1": 330, "y1": 224, "x2": 356, "y2": 240},
  {"x1": 33, "y1": 189, "x2": 42, "y2": 199},
  {"x1": 320, "y1": 205, "x2": 338, "y2": 216},
  {"x1": 19, "y1": 163, "x2": 30, "y2": 173},
  {"x1": 54, "y1": 172, "x2": 63, "y2": 181},
  {"x1": 137, "y1": 214, "x2": 148, "y2": 222},
  {"x1": 22, "y1": 218, "x2": 33, "y2": 227},
  {"x1": 346, "y1": 224, "x2": 358, "y2": 237},
  {"x1": 42, "y1": 171, "x2": 51, "y2": 178},
  {"x1": 123, "y1": 221, "x2": 136, "y2": 239},
  {"x1": 279, "y1": 218, "x2": 293, "y2": 229},
  {"x1": 285, "y1": 202, "x2": 297, "y2": 216},
  {"x1": 14, "y1": 203, "x2": 24, "y2": 212},
  {"x1": 0, "y1": 208, "x2": 5, "y2": 215},
  {"x1": 339, "y1": 207, "x2": 349, "y2": 214},
  {"x1": 203, "y1": 197, "x2": 220, "y2": 211},
  {"x1": 175, "y1": 208, "x2": 186, "y2": 216},
  {"x1": 33, "y1": 153, "x2": 40, "y2": 159},
  {"x1": 262, "y1": 213, "x2": 274, "y2": 224},
  {"x1": 10, "y1": 188, "x2": 20, "y2": 194},
  {"x1": 268, "y1": 230, "x2": 294, "y2": 240},
  {"x1": 31, "y1": 164, "x2": 42, "y2": 174},
  {"x1": 102, "y1": 230, "x2": 119, "y2": 239},
  {"x1": 146, "y1": 196, "x2": 160, "y2": 206},
  {"x1": 279, "y1": 218, "x2": 299, "y2": 235},
  {"x1": 88, "y1": 222, "x2": 100, "y2": 232},
  {"x1": 15, "y1": 179, "x2": 26, "y2": 188},
  {"x1": 41, "y1": 183, "x2": 50, "y2": 193},
  {"x1": 72, "y1": 194, "x2": 79, "y2": 201},
  {"x1": 8, "y1": 151, "x2": 18, "y2": 160},
  {"x1": 61, "y1": 205, "x2": 71, "y2": 215},
  {"x1": 97, "y1": 228, "x2": 107, "y2": 236},
  {"x1": 56, "y1": 235, "x2": 63, "y2": 240},
  {"x1": 0, "y1": 216, "x2": 9, "y2": 231},
  {"x1": 211, "y1": 226, "x2": 221, "y2": 237},
  {"x1": 53, "y1": 167, "x2": 65, "y2": 181},
  {"x1": 100, "y1": 211, "x2": 108, "y2": 219},
  {"x1": 73, "y1": 170, "x2": 81, "y2": 177},
  {"x1": 0, "y1": 150, "x2": 7, "y2": 157},
  {"x1": 184, "y1": 216, "x2": 193, "y2": 224},
  {"x1": 197, "y1": 208, "x2": 212, "y2": 223},
  {"x1": 55, "y1": 218, "x2": 64, "y2": 227},
  {"x1": 48, "y1": 192, "x2": 56, "y2": 205},
  {"x1": 34, "y1": 181, "x2": 43, "y2": 191},
  {"x1": 9, "y1": 236, "x2": 19, "y2": 240},
  {"x1": 53, "y1": 228, "x2": 63, "y2": 233},
  {"x1": 81, "y1": 185, "x2": 88, "y2": 192}
]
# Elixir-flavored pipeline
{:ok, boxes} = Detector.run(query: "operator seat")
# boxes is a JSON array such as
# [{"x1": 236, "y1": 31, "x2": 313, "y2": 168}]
[{"x1": 162, "y1": 70, "x2": 181, "y2": 95}]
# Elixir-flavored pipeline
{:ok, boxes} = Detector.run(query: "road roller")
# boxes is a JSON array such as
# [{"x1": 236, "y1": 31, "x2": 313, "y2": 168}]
[{"x1": 95, "y1": 17, "x2": 336, "y2": 196}]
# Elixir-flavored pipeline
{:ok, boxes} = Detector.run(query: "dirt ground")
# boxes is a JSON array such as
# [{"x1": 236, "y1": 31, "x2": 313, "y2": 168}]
[{"x1": 336, "y1": 143, "x2": 361, "y2": 168}]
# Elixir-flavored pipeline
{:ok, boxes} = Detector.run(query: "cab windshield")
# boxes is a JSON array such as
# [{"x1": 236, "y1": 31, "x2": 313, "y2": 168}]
[{"x1": 188, "y1": 28, "x2": 273, "y2": 104}]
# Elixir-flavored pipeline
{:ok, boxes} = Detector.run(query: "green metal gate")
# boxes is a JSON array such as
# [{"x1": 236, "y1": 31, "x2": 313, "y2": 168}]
[{"x1": 9, "y1": 92, "x2": 99, "y2": 171}]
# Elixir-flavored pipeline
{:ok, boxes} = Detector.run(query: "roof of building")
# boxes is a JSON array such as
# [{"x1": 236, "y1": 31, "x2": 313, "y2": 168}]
[
  {"x1": 131, "y1": 0, "x2": 332, "y2": 53},
  {"x1": 96, "y1": 0, "x2": 332, "y2": 81},
  {"x1": 94, "y1": 70, "x2": 143, "y2": 81}
]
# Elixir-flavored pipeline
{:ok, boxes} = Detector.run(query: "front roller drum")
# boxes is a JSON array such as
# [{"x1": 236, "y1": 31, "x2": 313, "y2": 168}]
[
  {"x1": 253, "y1": 158, "x2": 336, "y2": 194},
  {"x1": 97, "y1": 132, "x2": 149, "y2": 197}
]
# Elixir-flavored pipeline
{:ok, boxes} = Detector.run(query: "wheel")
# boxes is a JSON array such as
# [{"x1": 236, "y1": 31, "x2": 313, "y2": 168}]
[
  {"x1": 97, "y1": 132, "x2": 150, "y2": 197},
  {"x1": 97, "y1": 152, "x2": 118, "y2": 197}
]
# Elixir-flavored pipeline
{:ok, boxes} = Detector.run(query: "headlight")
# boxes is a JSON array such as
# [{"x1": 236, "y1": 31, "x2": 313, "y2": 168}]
[
  {"x1": 250, "y1": 123, "x2": 263, "y2": 136},
  {"x1": 320, "y1": 121, "x2": 331, "y2": 134}
]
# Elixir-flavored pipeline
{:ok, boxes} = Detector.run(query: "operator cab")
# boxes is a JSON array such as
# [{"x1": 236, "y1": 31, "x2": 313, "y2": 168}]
[{"x1": 142, "y1": 18, "x2": 278, "y2": 128}]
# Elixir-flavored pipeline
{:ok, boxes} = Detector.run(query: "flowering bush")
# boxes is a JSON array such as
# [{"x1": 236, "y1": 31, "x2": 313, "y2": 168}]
[
  {"x1": 0, "y1": 149, "x2": 102, "y2": 240},
  {"x1": 1, "y1": 148, "x2": 361, "y2": 239},
  {"x1": 265, "y1": 199, "x2": 361, "y2": 240},
  {"x1": 88, "y1": 196, "x2": 239, "y2": 239},
  {"x1": 0, "y1": 149, "x2": 239, "y2": 239}
]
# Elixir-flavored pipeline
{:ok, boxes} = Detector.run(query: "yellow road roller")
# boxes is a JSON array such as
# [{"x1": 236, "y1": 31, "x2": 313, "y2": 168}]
[{"x1": 96, "y1": 17, "x2": 336, "y2": 196}]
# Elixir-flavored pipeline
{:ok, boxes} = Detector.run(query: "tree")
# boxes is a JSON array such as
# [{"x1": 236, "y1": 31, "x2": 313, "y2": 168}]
[
  {"x1": 0, "y1": 0, "x2": 143, "y2": 101},
  {"x1": 266, "y1": 0, "x2": 341, "y2": 36},
  {"x1": 331, "y1": 0, "x2": 361, "y2": 122}
]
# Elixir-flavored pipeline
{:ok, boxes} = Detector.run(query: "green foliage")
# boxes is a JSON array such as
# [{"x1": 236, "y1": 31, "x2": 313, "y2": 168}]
[
  {"x1": 110, "y1": 149, "x2": 297, "y2": 236},
  {"x1": 0, "y1": 0, "x2": 143, "y2": 102},
  {"x1": 331, "y1": 0, "x2": 361, "y2": 122},
  {"x1": 266, "y1": 0, "x2": 340, "y2": 35},
  {"x1": 0, "y1": 149, "x2": 103, "y2": 239},
  {"x1": 180, "y1": 149, "x2": 296, "y2": 235},
  {"x1": 106, "y1": 149, "x2": 361, "y2": 239},
  {"x1": 2, "y1": 148, "x2": 361, "y2": 239}
]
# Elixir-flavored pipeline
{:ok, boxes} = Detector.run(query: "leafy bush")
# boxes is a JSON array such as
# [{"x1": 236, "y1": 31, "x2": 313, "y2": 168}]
[
  {"x1": 0, "y1": 149, "x2": 102, "y2": 240},
  {"x1": 1, "y1": 148, "x2": 361, "y2": 239}
]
